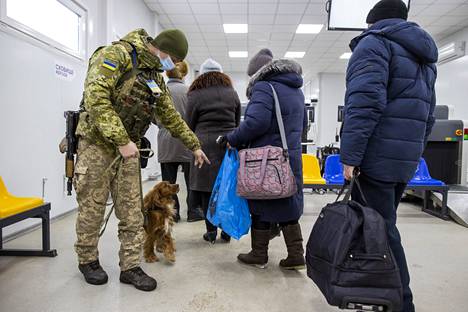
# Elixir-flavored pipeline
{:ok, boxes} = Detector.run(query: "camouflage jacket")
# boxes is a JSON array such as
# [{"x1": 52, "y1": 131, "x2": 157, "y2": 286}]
[{"x1": 76, "y1": 29, "x2": 200, "y2": 152}]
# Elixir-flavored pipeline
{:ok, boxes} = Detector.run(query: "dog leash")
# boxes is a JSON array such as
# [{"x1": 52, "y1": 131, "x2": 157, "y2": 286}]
[{"x1": 98, "y1": 148, "x2": 154, "y2": 237}]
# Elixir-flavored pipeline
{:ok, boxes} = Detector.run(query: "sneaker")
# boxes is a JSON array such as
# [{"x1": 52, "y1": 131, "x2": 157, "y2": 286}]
[
  {"x1": 78, "y1": 260, "x2": 108, "y2": 285},
  {"x1": 120, "y1": 267, "x2": 157, "y2": 291}
]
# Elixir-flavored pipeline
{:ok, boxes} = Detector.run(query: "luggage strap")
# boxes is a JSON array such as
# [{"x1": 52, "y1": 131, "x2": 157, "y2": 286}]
[{"x1": 336, "y1": 175, "x2": 369, "y2": 206}]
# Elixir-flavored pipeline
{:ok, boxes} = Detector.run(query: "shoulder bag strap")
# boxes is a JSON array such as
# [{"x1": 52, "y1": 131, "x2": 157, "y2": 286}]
[{"x1": 267, "y1": 83, "x2": 289, "y2": 154}]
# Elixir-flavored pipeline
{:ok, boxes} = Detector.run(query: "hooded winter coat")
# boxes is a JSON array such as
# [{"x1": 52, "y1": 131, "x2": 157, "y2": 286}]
[
  {"x1": 341, "y1": 19, "x2": 438, "y2": 183},
  {"x1": 227, "y1": 59, "x2": 306, "y2": 223},
  {"x1": 187, "y1": 72, "x2": 241, "y2": 192}
]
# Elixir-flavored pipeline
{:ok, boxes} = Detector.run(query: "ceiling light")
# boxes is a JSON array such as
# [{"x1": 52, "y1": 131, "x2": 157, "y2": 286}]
[
  {"x1": 223, "y1": 24, "x2": 248, "y2": 34},
  {"x1": 285, "y1": 51, "x2": 305, "y2": 58},
  {"x1": 229, "y1": 51, "x2": 248, "y2": 58},
  {"x1": 296, "y1": 24, "x2": 324, "y2": 34},
  {"x1": 340, "y1": 52, "x2": 352, "y2": 59}
]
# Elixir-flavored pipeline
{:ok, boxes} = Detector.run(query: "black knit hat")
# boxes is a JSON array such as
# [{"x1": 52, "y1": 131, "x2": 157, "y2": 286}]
[
  {"x1": 247, "y1": 49, "x2": 273, "y2": 76},
  {"x1": 366, "y1": 0, "x2": 408, "y2": 24}
]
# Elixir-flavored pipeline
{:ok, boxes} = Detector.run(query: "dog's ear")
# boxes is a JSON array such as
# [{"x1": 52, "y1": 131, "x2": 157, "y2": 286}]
[{"x1": 145, "y1": 182, "x2": 166, "y2": 209}]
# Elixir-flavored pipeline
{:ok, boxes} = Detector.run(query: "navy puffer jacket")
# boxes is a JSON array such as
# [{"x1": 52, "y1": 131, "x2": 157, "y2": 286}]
[
  {"x1": 341, "y1": 18, "x2": 438, "y2": 183},
  {"x1": 227, "y1": 59, "x2": 306, "y2": 223}
]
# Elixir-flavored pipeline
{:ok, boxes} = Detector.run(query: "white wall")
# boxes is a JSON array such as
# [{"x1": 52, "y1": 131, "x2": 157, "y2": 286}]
[
  {"x1": 226, "y1": 71, "x2": 249, "y2": 103},
  {"x1": 316, "y1": 73, "x2": 346, "y2": 146},
  {"x1": 435, "y1": 26, "x2": 468, "y2": 120},
  {"x1": 0, "y1": 0, "x2": 157, "y2": 237}
]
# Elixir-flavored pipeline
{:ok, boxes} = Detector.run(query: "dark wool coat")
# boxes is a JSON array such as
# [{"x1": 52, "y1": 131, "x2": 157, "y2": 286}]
[
  {"x1": 341, "y1": 19, "x2": 438, "y2": 183},
  {"x1": 227, "y1": 60, "x2": 307, "y2": 223},
  {"x1": 186, "y1": 72, "x2": 241, "y2": 192}
]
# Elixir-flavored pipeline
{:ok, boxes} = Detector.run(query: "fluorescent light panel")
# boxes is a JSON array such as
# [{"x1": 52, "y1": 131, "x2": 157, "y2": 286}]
[
  {"x1": 285, "y1": 51, "x2": 305, "y2": 58},
  {"x1": 223, "y1": 24, "x2": 248, "y2": 33},
  {"x1": 296, "y1": 24, "x2": 323, "y2": 34},
  {"x1": 229, "y1": 51, "x2": 248, "y2": 58},
  {"x1": 340, "y1": 52, "x2": 352, "y2": 59}
]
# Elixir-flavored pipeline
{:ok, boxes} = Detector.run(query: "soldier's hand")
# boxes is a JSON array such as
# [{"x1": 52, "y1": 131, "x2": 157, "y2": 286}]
[
  {"x1": 119, "y1": 141, "x2": 139, "y2": 159},
  {"x1": 193, "y1": 149, "x2": 211, "y2": 168}
]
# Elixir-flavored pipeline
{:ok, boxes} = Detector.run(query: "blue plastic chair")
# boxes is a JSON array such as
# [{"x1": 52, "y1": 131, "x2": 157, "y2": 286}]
[
  {"x1": 408, "y1": 158, "x2": 445, "y2": 186},
  {"x1": 323, "y1": 155, "x2": 345, "y2": 185}
]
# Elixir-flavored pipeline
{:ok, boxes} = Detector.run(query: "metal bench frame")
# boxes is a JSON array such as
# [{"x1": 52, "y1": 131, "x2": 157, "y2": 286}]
[
  {"x1": 303, "y1": 184, "x2": 450, "y2": 220},
  {"x1": 0, "y1": 203, "x2": 58, "y2": 257}
]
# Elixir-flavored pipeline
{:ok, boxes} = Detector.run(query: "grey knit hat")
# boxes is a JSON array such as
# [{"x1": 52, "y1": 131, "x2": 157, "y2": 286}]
[
  {"x1": 199, "y1": 58, "x2": 223, "y2": 75},
  {"x1": 247, "y1": 48, "x2": 273, "y2": 76}
]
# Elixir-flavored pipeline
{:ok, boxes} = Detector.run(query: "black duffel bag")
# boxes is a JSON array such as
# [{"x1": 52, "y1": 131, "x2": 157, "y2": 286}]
[{"x1": 306, "y1": 177, "x2": 403, "y2": 312}]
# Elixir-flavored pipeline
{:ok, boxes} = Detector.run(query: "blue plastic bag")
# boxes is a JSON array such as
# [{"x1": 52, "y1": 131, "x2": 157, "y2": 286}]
[{"x1": 208, "y1": 149, "x2": 251, "y2": 240}]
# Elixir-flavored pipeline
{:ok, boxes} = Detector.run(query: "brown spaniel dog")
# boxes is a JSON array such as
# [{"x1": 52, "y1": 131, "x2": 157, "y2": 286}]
[{"x1": 143, "y1": 181, "x2": 179, "y2": 263}]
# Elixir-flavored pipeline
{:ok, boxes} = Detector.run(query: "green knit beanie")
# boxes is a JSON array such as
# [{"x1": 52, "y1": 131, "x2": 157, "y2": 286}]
[{"x1": 151, "y1": 29, "x2": 188, "y2": 61}]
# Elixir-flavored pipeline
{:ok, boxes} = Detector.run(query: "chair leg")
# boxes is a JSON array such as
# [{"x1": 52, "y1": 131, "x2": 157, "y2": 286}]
[
  {"x1": 0, "y1": 206, "x2": 57, "y2": 257},
  {"x1": 0, "y1": 227, "x2": 3, "y2": 250},
  {"x1": 42, "y1": 212, "x2": 50, "y2": 251}
]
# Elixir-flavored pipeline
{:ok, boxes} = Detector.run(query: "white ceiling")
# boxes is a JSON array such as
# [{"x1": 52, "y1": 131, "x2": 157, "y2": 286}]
[{"x1": 144, "y1": 0, "x2": 468, "y2": 79}]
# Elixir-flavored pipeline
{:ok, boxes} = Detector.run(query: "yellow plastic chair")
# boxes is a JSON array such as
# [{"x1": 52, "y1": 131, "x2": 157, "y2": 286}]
[
  {"x1": 0, "y1": 176, "x2": 57, "y2": 257},
  {"x1": 0, "y1": 176, "x2": 44, "y2": 219},
  {"x1": 302, "y1": 154, "x2": 326, "y2": 185}
]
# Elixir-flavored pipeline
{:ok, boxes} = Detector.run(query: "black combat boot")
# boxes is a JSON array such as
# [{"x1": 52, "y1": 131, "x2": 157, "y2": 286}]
[
  {"x1": 279, "y1": 223, "x2": 306, "y2": 270},
  {"x1": 120, "y1": 267, "x2": 157, "y2": 291},
  {"x1": 237, "y1": 229, "x2": 270, "y2": 269},
  {"x1": 78, "y1": 260, "x2": 108, "y2": 285}
]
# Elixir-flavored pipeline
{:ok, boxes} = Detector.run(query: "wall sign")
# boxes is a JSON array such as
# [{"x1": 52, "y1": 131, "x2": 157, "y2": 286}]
[{"x1": 54, "y1": 61, "x2": 75, "y2": 81}]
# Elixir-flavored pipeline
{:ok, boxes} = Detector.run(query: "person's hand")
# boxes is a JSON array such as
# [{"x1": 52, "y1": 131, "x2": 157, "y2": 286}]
[
  {"x1": 193, "y1": 149, "x2": 211, "y2": 168},
  {"x1": 343, "y1": 164, "x2": 356, "y2": 181},
  {"x1": 227, "y1": 142, "x2": 231, "y2": 149},
  {"x1": 119, "y1": 141, "x2": 139, "y2": 159}
]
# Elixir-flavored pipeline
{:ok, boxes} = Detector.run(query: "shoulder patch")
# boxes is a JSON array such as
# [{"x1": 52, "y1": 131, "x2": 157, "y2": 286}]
[{"x1": 102, "y1": 59, "x2": 117, "y2": 71}]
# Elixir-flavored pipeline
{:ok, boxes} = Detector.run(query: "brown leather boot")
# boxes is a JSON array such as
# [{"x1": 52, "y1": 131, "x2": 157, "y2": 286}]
[
  {"x1": 279, "y1": 223, "x2": 306, "y2": 270},
  {"x1": 237, "y1": 229, "x2": 270, "y2": 269}
]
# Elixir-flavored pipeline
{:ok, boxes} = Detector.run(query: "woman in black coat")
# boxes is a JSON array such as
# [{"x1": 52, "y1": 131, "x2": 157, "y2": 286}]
[
  {"x1": 186, "y1": 59, "x2": 241, "y2": 243},
  {"x1": 226, "y1": 49, "x2": 307, "y2": 270}
]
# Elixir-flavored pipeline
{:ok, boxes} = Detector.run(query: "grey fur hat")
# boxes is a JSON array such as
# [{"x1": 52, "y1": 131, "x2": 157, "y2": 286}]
[
  {"x1": 247, "y1": 48, "x2": 273, "y2": 77},
  {"x1": 199, "y1": 58, "x2": 223, "y2": 75}
]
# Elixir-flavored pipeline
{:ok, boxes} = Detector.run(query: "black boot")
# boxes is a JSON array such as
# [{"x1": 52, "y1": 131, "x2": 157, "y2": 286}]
[
  {"x1": 187, "y1": 207, "x2": 204, "y2": 222},
  {"x1": 120, "y1": 267, "x2": 157, "y2": 291},
  {"x1": 279, "y1": 223, "x2": 306, "y2": 270},
  {"x1": 220, "y1": 231, "x2": 231, "y2": 243},
  {"x1": 203, "y1": 231, "x2": 217, "y2": 244},
  {"x1": 78, "y1": 260, "x2": 108, "y2": 285},
  {"x1": 237, "y1": 229, "x2": 270, "y2": 269}
]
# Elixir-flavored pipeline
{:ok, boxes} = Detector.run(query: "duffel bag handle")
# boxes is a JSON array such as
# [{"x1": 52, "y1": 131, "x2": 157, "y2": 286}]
[{"x1": 336, "y1": 175, "x2": 369, "y2": 206}]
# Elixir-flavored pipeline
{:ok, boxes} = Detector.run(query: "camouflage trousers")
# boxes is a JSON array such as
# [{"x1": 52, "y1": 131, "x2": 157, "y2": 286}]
[{"x1": 74, "y1": 139, "x2": 144, "y2": 271}]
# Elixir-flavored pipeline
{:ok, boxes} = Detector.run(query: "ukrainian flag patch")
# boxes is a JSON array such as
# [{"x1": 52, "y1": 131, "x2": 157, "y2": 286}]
[{"x1": 102, "y1": 59, "x2": 117, "y2": 71}]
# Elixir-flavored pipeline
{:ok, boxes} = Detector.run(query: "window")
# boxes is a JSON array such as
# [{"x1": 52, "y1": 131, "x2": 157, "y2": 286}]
[{"x1": 0, "y1": 0, "x2": 87, "y2": 59}]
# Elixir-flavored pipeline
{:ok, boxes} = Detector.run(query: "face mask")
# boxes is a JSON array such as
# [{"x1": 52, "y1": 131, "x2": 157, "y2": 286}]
[{"x1": 158, "y1": 53, "x2": 176, "y2": 71}]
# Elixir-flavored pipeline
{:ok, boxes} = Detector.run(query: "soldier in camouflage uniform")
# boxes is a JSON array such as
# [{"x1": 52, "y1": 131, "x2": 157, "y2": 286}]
[{"x1": 74, "y1": 28, "x2": 209, "y2": 291}]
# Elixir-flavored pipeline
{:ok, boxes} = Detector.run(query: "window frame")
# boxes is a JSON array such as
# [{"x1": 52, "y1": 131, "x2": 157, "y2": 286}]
[{"x1": 0, "y1": 0, "x2": 87, "y2": 60}]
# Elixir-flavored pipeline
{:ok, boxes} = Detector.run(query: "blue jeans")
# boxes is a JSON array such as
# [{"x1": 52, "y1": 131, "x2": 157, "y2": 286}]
[{"x1": 351, "y1": 174, "x2": 415, "y2": 312}]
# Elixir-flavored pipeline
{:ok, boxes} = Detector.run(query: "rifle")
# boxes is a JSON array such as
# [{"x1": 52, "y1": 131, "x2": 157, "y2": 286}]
[{"x1": 63, "y1": 111, "x2": 80, "y2": 195}]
